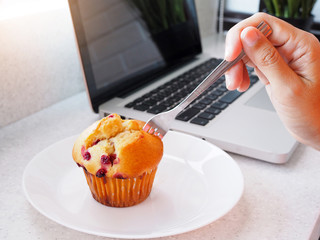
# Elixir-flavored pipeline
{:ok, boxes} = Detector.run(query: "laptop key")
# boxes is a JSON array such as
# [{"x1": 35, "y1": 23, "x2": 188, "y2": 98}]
[
  {"x1": 142, "y1": 99, "x2": 158, "y2": 106},
  {"x1": 250, "y1": 75, "x2": 259, "y2": 84},
  {"x1": 198, "y1": 112, "x2": 215, "y2": 120},
  {"x1": 190, "y1": 117, "x2": 209, "y2": 126},
  {"x1": 133, "y1": 104, "x2": 150, "y2": 111},
  {"x1": 205, "y1": 107, "x2": 221, "y2": 115},
  {"x1": 211, "y1": 102, "x2": 228, "y2": 110},
  {"x1": 199, "y1": 97, "x2": 213, "y2": 105},
  {"x1": 217, "y1": 85, "x2": 228, "y2": 92},
  {"x1": 205, "y1": 93, "x2": 218, "y2": 101},
  {"x1": 219, "y1": 91, "x2": 243, "y2": 104},
  {"x1": 147, "y1": 104, "x2": 167, "y2": 114},
  {"x1": 193, "y1": 103, "x2": 207, "y2": 110},
  {"x1": 176, "y1": 108, "x2": 200, "y2": 121},
  {"x1": 125, "y1": 102, "x2": 135, "y2": 108},
  {"x1": 211, "y1": 90, "x2": 223, "y2": 96}
]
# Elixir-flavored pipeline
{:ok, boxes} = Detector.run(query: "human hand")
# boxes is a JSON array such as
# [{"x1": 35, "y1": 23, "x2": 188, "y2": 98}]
[{"x1": 224, "y1": 12, "x2": 320, "y2": 150}]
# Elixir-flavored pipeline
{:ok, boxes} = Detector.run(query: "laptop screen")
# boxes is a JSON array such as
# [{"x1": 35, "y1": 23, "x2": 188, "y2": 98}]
[{"x1": 68, "y1": 0, "x2": 202, "y2": 112}]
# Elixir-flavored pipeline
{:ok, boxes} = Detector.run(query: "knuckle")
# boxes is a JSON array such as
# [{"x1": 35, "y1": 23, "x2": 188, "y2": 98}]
[
  {"x1": 259, "y1": 46, "x2": 280, "y2": 67},
  {"x1": 287, "y1": 82, "x2": 303, "y2": 98},
  {"x1": 253, "y1": 12, "x2": 267, "y2": 19},
  {"x1": 281, "y1": 76, "x2": 305, "y2": 100}
]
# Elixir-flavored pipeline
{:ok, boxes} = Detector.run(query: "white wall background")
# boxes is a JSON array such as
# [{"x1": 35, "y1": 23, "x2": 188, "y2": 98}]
[{"x1": 0, "y1": 1, "x2": 83, "y2": 127}]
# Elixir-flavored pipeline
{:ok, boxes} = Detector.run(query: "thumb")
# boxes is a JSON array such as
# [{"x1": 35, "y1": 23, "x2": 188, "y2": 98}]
[{"x1": 240, "y1": 27, "x2": 297, "y2": 92}]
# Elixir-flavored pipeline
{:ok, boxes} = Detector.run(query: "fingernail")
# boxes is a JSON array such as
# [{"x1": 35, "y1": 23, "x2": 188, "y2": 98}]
[
  {"x1": 225, "y1": 46, "x2": 231, "y2": 61},
  {"x1": 224, "y1": 36, "x2": 233, "y2": 61},
  {"x1": 225, "y1": 72, "x2": 231, "y2": 89},
  {"x1": 241, "y1": 27, "x2": 260, "y2": 47}
]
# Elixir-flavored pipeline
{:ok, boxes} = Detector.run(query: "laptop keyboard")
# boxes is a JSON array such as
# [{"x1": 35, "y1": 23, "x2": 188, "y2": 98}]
[{"x1": 125, "y1": 58, "x2": 258, "y2": 126}]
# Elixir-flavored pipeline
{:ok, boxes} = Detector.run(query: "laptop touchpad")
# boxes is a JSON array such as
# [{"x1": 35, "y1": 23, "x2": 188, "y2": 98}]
[{"x1": 245, "y1": 87, "x2": 275, "y2": 112}]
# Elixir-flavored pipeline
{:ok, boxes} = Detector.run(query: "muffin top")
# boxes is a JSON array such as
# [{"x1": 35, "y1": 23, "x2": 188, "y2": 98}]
[{"x1": 72, "y1": 114, "x2": 163, "y2": 178}]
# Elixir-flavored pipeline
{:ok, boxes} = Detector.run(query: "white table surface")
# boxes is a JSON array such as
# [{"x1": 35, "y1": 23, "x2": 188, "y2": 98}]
[{"x1": 1, "y1": 90, "x2": 320, "y2": 240}]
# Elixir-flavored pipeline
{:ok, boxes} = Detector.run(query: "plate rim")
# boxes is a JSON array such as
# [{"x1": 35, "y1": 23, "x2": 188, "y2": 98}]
[{"x1": 22, "y1": 131, "x2": 244, "y2": 239}]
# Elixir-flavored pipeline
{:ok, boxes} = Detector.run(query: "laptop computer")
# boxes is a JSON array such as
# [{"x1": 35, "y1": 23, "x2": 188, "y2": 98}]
[{"x1": 68, "y1": 0, "x2": 298, "y2": 164}]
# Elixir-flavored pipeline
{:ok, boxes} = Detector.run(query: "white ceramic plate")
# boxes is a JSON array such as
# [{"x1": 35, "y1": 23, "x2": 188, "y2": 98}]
[{"x1": 23, "y1": 131, "x2": 243, "y2": 239}]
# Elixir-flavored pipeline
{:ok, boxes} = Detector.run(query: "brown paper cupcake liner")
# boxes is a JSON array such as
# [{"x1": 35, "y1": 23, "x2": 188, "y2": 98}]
[{"x1": 83, "y1": 168, "x2": 157, "y2": 207}]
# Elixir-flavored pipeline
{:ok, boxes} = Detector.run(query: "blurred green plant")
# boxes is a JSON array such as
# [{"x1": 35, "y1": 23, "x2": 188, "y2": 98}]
[
  {"x1": 263, "y1": 0, "x2": 317, "y2": 18},
  {"x1": 132, "y1": 0, "x2": 186, "y2": 33}
]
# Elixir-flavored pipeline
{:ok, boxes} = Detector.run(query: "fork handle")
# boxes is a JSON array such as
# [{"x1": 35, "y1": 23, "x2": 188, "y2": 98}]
[{"x1": 169, "y1": 50, "x2": 246, "y2": 116}]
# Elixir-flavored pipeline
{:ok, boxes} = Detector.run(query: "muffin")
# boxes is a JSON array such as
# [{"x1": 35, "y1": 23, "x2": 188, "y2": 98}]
[{"x1": 72, "y1": 114, "x2": 163, "y2": 207}]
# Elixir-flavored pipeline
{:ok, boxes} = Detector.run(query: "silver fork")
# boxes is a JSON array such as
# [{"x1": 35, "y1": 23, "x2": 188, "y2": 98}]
[{"x1": 143, "y1": 21, "x2": 272, "y2": 138}]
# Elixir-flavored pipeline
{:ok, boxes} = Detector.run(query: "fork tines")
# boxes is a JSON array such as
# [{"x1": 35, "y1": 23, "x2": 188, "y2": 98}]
[{"x1": 143, "y1": 124, "x2": 163, "y2": 139}]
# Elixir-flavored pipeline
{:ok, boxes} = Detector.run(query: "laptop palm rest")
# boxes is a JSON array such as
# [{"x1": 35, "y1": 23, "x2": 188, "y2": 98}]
[{"x1": 245, "y1": 87, "x2": 275, "y2": 112}]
